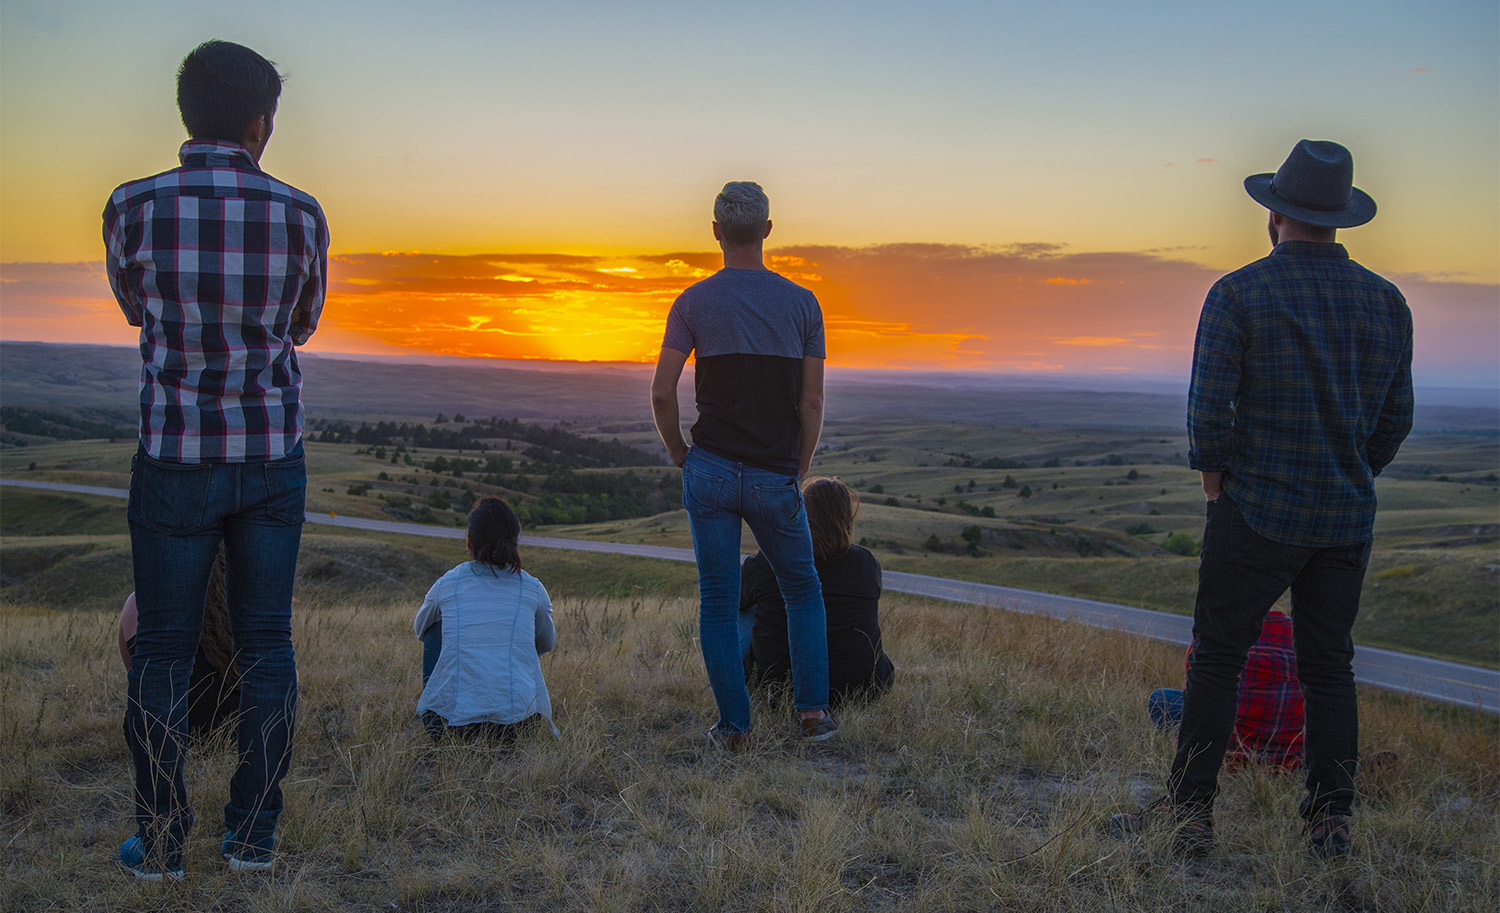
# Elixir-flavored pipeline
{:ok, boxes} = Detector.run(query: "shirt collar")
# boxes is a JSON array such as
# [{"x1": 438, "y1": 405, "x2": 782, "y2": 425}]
[
  {"x1": 177, "y1": 139, "x2": 260, "y2": 171},
  {"x1": 1270, "y1": 240, "x2": 1349, "y2": 260}
]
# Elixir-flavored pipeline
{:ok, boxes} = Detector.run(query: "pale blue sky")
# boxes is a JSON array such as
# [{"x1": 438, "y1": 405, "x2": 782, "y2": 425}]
[
  {"x1": 1, "y1": 1, "x2": 1495, "y2": 384},
  {"x1": 3, "y1": 0, "x2": 1494, "y2": 276}
]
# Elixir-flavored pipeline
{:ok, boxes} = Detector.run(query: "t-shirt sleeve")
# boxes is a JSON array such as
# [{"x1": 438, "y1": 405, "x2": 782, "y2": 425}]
[
  {"x1": 803, "y1": 293, "x2": 826, "y2": 359},
  {"x1": 662, "y1": 295, "x2": 694, "y2": 354}
]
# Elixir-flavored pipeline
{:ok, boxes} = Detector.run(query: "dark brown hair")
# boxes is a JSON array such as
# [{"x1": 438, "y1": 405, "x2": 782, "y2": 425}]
[
  {"x1": 177, "y1": 40, "x2": 284, "y2": 142},
  {"x1": 803, "y1": 477, "x2": 859, "y2": 563},
  {"x1": 468, "y1": 497, "x2": 522, "y2": 573}
]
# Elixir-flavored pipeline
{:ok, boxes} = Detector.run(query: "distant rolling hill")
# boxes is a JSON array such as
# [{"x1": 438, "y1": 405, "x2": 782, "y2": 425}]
[{"x1": 2, "y1": 341, "x2": 1495, "y2": 434}]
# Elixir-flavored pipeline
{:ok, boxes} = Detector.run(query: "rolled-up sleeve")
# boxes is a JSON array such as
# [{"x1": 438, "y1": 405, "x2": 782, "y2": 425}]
[{"x1": 1366, "y1": 309, "x2": 1414, "y2": 476}]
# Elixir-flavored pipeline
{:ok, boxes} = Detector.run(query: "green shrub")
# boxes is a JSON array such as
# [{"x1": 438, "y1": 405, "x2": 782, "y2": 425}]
[{"x1": 1164, "y1": 532, "x2": 1200, "y2": 557}]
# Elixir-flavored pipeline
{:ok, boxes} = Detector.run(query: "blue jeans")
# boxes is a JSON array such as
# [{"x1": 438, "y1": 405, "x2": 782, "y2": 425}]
[
  {"x1": 125, "y1": 444, "x2": 305, "y2": 854},
  {"x1": 681, "y1": 446, "x2": 828, "y2": 733},
  {"x1": 1149, "y1": 688, "x2": 1184, "y2": 731}
]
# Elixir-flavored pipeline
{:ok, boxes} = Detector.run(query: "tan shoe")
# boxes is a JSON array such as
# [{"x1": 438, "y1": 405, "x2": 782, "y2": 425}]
[{"x1": 706, "y1": 725, "x2": 747, "y2": 751}]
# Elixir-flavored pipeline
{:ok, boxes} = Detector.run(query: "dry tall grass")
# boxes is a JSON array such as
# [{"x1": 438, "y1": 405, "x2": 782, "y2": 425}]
[{"x1": 2, "y1": 591, "x2": 1495, "y2": 911}]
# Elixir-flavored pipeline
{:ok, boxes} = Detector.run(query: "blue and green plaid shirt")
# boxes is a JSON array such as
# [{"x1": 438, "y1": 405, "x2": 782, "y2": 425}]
[{"x1": 1188, "y1": 241, "x2": 1413, "y2": 547}]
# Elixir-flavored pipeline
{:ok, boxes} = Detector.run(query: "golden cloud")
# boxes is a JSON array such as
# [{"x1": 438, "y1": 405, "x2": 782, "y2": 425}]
[
  {"x1": 8, "y1": 249, "x2": 1491, "y2": 382},
  {"x1": 1052, "y1": 336, "x2": 1129, "y2": 347}
]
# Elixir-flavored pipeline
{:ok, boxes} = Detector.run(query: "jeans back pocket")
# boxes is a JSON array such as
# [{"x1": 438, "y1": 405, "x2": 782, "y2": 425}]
[
  {"x1": 129, "y1": 453, "x2": 214, "y2": 535},
  {"x1": 682, "y1": 461, "x2": 725, "y2": 516},
  {"x1": 258, "y1": 453, "x2": 308, "y2": 526},
  {"x1": 751, "y1": 477, "x2": 804, "y2": 523}
]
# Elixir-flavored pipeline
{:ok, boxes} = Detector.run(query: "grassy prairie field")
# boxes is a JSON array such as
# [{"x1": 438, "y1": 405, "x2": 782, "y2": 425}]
[
  {"x1": 3, "y1": 416, "x2": 1497, "y2": 668},
  {"x1": 1, "y1": 415, "x2": 1497, "y2": 909},
  {"x1": 1, "y1": 531, "x2": 1497, "y2": 912}
]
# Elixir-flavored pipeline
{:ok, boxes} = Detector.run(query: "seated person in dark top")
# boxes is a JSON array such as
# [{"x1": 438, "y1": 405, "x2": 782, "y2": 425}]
[
  {"x1": 118, "y1": 549, "x2": 240, "y2": 739},
  {"x1": 743, "y1": 477, "x2": 894, "y2": 705}
]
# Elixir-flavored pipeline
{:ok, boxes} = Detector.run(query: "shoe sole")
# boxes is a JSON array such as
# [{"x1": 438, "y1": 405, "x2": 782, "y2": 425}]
[
  {"x1": 225, "y1": 854, "x2": 275, "y2": 873},
  {"x1": 119, "y1": 861, "x2": 184, "y2": 882},
  {"x1": 801, "y1": 728, "x2": 837, "y2": 743}
]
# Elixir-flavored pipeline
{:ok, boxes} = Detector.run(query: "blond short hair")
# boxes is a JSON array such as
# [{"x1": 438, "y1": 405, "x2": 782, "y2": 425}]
[{"x1": 714, "y1": 181, "x2": 770, "y2": 245}]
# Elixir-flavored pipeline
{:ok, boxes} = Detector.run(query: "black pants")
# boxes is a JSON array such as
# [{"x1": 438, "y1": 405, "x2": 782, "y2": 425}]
[{"x1": 1170, "y1": 494, "x2": 1369, "y2": 820}]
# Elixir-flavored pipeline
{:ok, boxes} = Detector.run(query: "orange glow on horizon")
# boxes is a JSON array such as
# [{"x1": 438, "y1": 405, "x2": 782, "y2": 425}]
[{"x1": 3, "y1": 244, "x2": 1496, "y2": 384}]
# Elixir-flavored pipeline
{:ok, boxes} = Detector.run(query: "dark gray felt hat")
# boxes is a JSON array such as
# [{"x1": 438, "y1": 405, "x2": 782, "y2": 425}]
[{"x1": 1244, "y1": 139, "x2": 1376, "y2": 228}]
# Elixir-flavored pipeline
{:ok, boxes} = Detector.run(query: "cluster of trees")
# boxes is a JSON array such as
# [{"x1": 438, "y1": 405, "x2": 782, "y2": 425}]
[
  {"x1": 375, "y1": 468, "x2": 681, "y2": 528},
  {"x1": 943, "y1": 454, "x2": 1028, "y2": 470},
  {"x1": 0, "y1": 407, "x2": 133, "y2": 445},
  {"x1": 942, "y1": 453, "x2": 1154, "y2": 470},
  {"x1": 514, "y1": 470, "x2": 682, "y2": 526},
  {"x1": 923, "y1": 525, "x2": 988, "y2": 557},
  {"x1": 310, "y1": 416, "x2": 660, "y2": 468},
  {"x1": 953, "y1": 500, "x2": 999, "y2": 517},
  {"x1": 318, "y1": 415, "x2": 679, "y2": 529}
]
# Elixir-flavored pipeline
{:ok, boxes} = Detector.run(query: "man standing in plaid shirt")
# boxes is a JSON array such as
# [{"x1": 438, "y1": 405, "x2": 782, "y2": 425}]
[
  {"x1": 104, "y1": 40, "x2": 328, "y2": 880},
  {"x1": 1115, "y1": 140, "x2": 1413, "y2": 859}
]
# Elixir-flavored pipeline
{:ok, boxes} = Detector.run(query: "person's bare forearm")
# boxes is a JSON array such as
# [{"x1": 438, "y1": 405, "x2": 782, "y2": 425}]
[
  {"x1": 1200, "y1": 470, "x2": 1224, "y2": 501},
  {"x1": 797, "y1": 401, "x2": 823, "y2": 478},
  {"x1": 652, "y1": 396, "x2": 688, "y2": 467},
  {"x1": 796, "y1": 356, "x2": 825, "y2": 478},
  {"x1": 650, "y1": 348, "x2": 690, "y2": 468}
]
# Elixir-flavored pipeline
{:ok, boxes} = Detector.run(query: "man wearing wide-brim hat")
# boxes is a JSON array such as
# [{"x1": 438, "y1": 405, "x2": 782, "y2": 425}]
[{"x1": 1113, "y1": 139, "x2": 1414, "y2": 860}]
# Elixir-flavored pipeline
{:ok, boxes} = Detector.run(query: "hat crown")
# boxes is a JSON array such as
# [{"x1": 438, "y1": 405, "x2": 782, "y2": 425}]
[
  {"x1": 1243, "y1": 138, "x2": 1375, "y2": 228},
  {"x1": 1270, "y1": 140, "x2": 1355, "y2": 212}
]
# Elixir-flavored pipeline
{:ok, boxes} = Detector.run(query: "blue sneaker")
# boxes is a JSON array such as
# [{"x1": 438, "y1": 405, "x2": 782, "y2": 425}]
[
  {"x1": 118, "y1": 834, "x2": 183, "y2": 882},
  {"x1": 221, "y1": 832, "x2": 276, "y2": 873}
]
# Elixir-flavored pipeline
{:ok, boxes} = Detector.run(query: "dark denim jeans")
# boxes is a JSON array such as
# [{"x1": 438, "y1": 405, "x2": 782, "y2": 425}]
[
  {"x1": 1149, "y1": 688, "x2": 1184, "y2": 731},
  {"x1": 1170, "y1": 494, "x2": 1368, "y2": 821},
  {"x1": 681, "y1": 446, "x2": 829, "y2": 734},
  {"x1": 125, "y1": 444, "x2": 305, "y2": 854}
]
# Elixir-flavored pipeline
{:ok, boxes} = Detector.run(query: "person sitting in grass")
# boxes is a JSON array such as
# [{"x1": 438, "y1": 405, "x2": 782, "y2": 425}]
[
  {"x1": 742, "y1": 477, "x2": 894, "y2": 706},
  {"x1": 118, "y1": 548, "x2": 241, "y2": 740},
  {"x1": 414, "y1": 497, "x2": 557, "y2": 743},
  {"x1": 1149, "y1": 609, "x2": 1304, "y2": 770}
]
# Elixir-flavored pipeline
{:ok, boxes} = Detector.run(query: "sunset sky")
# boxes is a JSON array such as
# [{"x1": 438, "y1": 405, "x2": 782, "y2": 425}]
[{"x1": 2, "y1": 0, "x2": 1496, "y2": 385}]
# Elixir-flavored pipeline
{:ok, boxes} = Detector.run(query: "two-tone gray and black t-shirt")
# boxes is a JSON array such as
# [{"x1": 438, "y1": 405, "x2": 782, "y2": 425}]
[{"x1": 662, "y1": 267, "x2": 825, "y2": 475}]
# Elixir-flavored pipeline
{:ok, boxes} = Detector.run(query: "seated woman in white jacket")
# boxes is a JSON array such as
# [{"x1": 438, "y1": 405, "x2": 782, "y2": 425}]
[{"x1": 414, "y1": 497, "x2": 557, "y2": 742}]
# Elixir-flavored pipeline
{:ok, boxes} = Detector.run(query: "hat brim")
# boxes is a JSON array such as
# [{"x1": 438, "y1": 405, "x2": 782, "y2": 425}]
[{"x1": 1244, "y1": 174, "x2": 1377, "y2": 228}]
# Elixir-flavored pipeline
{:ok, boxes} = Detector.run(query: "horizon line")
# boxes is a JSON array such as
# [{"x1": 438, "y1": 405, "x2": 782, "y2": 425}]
[{"x1": 3, "y1": 339, "x2": 1496, "y2": 394}]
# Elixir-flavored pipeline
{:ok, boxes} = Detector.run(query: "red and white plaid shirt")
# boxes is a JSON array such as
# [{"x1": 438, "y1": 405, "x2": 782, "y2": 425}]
[
  {"x1": 1188, "y1": 610, "x2": 1305, "y2": 769},
  {"x1": 104, "y1": 140, "x2": 328, "y2": 463}
]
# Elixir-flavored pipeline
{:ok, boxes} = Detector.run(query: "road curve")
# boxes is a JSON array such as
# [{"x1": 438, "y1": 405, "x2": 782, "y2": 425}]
[{"x1": 5, "y1": 478, "x2": 1496, "y2": 714}]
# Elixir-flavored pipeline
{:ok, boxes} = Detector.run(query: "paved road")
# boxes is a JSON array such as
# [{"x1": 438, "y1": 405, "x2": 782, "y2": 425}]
[{"x1": 6, "y1": 478, "x2": 1497, "y2": 714}]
